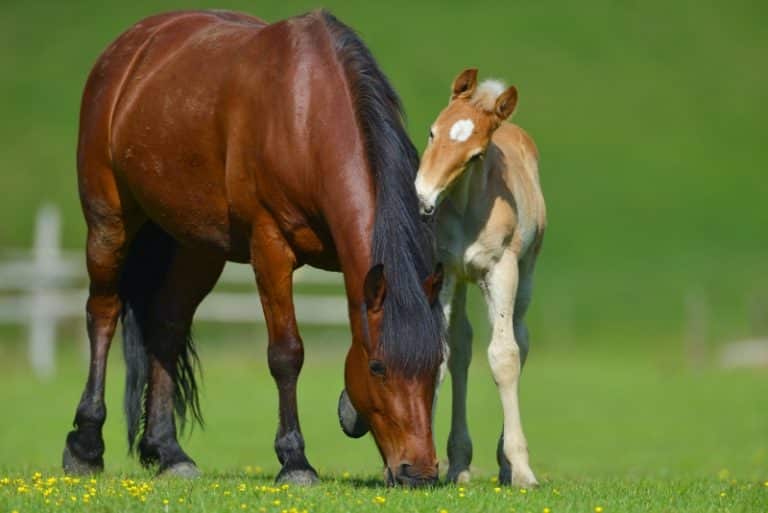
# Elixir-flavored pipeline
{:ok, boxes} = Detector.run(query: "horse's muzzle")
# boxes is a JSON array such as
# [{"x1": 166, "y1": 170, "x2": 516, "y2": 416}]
[{"x1": 386, "y1": 463, "x2": 439, "y2": 488}]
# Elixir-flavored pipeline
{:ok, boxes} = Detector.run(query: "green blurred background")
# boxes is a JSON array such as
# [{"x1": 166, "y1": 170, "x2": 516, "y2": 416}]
[{"x1": 0, "y1": 0, "x2": 766, "y2": 480}]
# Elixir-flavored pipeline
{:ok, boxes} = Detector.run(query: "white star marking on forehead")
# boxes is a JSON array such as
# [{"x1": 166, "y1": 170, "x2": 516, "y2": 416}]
[{"x1": 449, "y1": 119, "x2": 474, "y2": 142}]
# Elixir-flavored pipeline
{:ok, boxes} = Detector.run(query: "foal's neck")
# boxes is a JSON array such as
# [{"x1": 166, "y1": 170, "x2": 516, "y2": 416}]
[{"x1": 447, "y1": 153, "x2": 488, "y2": 215}]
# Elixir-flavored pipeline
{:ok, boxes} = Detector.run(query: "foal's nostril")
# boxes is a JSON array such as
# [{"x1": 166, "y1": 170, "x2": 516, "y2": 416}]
[{"x1": 420, "y1": 204, "x2": 435, "y2": 221}]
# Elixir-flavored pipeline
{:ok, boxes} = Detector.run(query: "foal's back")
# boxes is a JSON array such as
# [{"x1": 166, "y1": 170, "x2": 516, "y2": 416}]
[{"x1": 484, "y1": 122, "x2": 546, "y2": 260}]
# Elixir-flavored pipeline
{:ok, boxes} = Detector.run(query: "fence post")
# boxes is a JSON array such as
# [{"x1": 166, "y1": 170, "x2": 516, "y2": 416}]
[{"x1": 28, "y1": 205, "x2": 61, "y2": 379}]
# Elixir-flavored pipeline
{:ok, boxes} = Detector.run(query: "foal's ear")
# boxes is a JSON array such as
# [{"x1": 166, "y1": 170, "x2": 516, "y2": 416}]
[
  {"x1": 422, "y1": 263, "x2": 444, "y2": 307},
  {"x1": 452, "y1": 68, "x2": 479, "y2": 100},
  {"x1": 494, "y1": 85, "x2": 518, "y2": 121},
  {"x1": 364, "y1": 264, "x2": 387, "y2": 312}
]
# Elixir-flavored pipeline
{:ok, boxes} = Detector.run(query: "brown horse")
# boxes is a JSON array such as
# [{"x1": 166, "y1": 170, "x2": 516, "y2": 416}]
[{"x1": 63, "y1": 9, "x2": 444, "y2": 486}]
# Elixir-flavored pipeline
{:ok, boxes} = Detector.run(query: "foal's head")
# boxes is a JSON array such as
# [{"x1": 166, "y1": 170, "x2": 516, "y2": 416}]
[
  {"x1": 416, "y1": 68, "x2": 518, "y2": 216},
  {"x1": 339, "y1": 264, "x2": 443, "y2": 486}
]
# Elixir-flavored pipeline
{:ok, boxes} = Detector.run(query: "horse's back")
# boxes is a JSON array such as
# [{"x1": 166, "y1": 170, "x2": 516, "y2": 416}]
[{"x1": 77, "y1": 10, "x2": 348, "y2": 259}]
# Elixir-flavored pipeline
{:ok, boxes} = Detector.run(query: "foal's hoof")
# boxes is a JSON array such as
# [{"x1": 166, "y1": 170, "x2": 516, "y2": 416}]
[
  {"x1": 276, "y1": 468, "x2": 319, "y2": 486},
  {"x1": 62, "y1": 446, "x2": 103, "y2": 475},
  {"x1": 446, "y1": 468, "x2": 471, "y2": 484},
  {"x1": 158, "y1": 462, "x2": 201, "y2": 479},
  {"x1": 499, "y1": 464, "x2": 539, "y2": 488}
]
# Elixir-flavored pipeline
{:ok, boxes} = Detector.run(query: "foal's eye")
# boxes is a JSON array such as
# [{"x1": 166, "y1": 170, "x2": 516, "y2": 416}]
[
  {"x1": 369, "y1": 360, "x2": 386, "y2": 377},
  {"x1": 428, "y1": 129, "x2": 434, "y2": 142}
]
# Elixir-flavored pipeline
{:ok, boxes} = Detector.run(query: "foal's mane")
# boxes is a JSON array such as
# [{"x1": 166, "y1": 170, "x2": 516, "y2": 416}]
[{"x1": 321, "y1": 11, "x2": 444, "y2": 376}]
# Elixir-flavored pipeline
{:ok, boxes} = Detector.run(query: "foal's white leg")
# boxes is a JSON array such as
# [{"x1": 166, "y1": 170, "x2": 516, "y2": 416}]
[
  {"x1": 445, "y1": 282, "x2": 473, "y2": 483},
  {"x1": 482, "y1": 250, "x2": 537, "y2": 487}
]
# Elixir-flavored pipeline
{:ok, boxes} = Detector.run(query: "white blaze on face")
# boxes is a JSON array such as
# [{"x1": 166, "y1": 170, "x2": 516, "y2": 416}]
[{"x1": 449, "y1": 119, "x2": 474, "y2": 142}]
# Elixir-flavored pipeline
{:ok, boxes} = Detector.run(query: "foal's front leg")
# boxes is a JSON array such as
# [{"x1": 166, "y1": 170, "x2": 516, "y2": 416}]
[
  {"x1": 482, "y1": 250, "x2": 537, "y2": 487},
  {"x1": 444, "y1": 281, "x2": 475, "y2": 484},
  {"x1": 252, "y1": 226, "x2": 318, "y2": 485}
]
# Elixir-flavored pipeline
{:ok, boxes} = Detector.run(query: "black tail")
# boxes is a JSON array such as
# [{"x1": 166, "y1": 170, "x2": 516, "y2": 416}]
[{"x1": 119, "y1": 222, "x2": 203, "y2": 451}]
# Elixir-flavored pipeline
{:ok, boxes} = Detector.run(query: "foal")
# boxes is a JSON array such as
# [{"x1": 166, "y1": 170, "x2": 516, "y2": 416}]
[{"x1": 416, "y1": 69, "x2": 546, "y2": 487}]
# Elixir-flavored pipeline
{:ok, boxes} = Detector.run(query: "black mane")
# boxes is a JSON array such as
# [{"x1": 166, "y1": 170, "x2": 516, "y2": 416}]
[{"x1": 322, "y1": 11, "x2": 444, "y2": 376}]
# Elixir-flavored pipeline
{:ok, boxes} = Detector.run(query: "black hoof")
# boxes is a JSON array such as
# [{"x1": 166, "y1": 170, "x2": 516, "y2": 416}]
[
  {"x1": 157, "y1": 462, "x2": 201, "y2": 479},
  {"x1": 275, "y1": 467, "x2": 319, "y2": 486},
  {"x1": 62, "y1": 445, "x2": 103, "y2": 475}
]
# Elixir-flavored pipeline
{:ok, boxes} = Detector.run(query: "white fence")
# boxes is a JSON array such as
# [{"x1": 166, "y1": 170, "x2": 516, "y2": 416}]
[{"x1": 0, "y1": 206, "x2": 347, "y2": 379}]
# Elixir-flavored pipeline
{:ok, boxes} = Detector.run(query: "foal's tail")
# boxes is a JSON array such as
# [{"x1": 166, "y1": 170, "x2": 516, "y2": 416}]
[{"x1": 118, "y1": 222, "x2": 203, "y2": 451}]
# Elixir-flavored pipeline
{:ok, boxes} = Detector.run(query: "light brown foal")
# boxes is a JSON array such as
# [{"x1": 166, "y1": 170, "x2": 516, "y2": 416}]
[{"x1": 416, "y1": 69, "x2": 546, "y2": 486}]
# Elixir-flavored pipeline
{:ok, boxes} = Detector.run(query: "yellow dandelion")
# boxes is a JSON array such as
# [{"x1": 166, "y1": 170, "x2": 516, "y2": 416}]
[
  {"x1": 281, "y1": 484, "x2": 290, "y2": 490},
  {"x1": 238, "y1": 483, "x2": 247, "y2": 492},
  {"x1": 33, "y1": 471, "x2": 43, "y2": 480},
  {"x1": 224, "y1": 490, "x2": 232, "y2": 496},
  {"x1": 241, "y1": 504, "x2": 248, "y2": 509},
  {"x1": 440, "y1": 509, "x2": 449, "y2": 513},
  {"x1": 458, "y1": 493, "x2": 465, "y2": 498},
  {"x1": 273, "y1": 499, "x2": 281, "y2": 506},
  {"x1": 763, "y1": 480, "x2": 768, "y2": 487},
  {"x1": 491, "y1": 476, "x2": 499, "y2": 483},
  {"x1": 520, "y1": 488, "x2": 528, "y2": 495},
  {"x1": 342, "y1": 471, "x2": 351, "y2": 479},
  {"x1": 163, "y1": 499, "x2": 169, "y2": 505},
  {"x1": 494, "y1": 487, "x2": 502, "y2": 493},
  {"x1": 374, "y1": 495, "x2": 386, "y2": 504},
  {"x1": 720, "y1": 492, "x2": 726, "y2": 498},
  {"x1": 543, "y1": 508, "x2": 551, "y2": 513},
  {"x1": 594, "y1": 507, "x2": 603, "y2": 513}
]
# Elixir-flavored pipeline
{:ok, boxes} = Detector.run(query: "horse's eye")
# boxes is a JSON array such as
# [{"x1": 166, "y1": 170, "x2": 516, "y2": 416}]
[
  {"x1": 428, "y1": 129, "x2": 434, "y2": 142},
  {"x1": 369, "y1": 360, "x2": 386, "y2": 377}
]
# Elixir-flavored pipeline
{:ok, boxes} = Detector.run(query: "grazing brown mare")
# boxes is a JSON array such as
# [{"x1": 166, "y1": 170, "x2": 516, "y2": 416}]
[{"x1": 63, "y1": 10, "x2": 444, "y2": 486}]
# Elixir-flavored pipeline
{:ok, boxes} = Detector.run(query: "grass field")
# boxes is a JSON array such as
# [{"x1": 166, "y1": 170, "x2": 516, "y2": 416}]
[
  {"x1": 1, "y1": 0, "x2": 767, "y2": 511},
  {"x1": 1, "y1": 335, "x2": 766, "y2": 512}
]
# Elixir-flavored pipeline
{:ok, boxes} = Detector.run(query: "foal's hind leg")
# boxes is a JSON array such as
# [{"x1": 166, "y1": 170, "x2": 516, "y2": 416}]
[
  {"x1": 138, "y1": 247, "x2": 225, "y2": 476},
  {"x1": 445, "y1": 281, "x2": 475, "y2": 484},
  {"x1": 251, "y1": 221, "x2": 318, "y2": 485},
  {"x1": 482, "y1": 249, "x2": 537, "y2": 487},
  {"x1": 64, "y1": 199, "x2": 139, "y2": 474}
]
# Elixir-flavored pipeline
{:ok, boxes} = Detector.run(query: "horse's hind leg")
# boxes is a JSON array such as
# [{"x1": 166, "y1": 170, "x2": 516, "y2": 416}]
[
  {"x1": 445, "y1": 281, "x2": 475, "y2": 484},
  {"x1": 63, "y1": 179, "x2": 140, "y2": 474},
  {"x1": 138, "y1": 247, "x2": 225, "y2": 476},
  {"x1": 251, "y1": 219, "x2": 317, "y2": 485},
  {"x1": 482, "y1": 249, "x2": 538, "y2": 487}
]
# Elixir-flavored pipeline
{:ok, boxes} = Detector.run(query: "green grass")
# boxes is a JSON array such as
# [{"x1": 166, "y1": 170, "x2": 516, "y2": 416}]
[{"x1": 0, "y1": 338, "x2": 766, "y2": 512}]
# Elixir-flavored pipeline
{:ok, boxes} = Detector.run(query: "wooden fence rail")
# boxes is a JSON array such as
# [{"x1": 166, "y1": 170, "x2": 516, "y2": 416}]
[{"x1": 0, "y1": 206, "x2": 346, "y2": 379}]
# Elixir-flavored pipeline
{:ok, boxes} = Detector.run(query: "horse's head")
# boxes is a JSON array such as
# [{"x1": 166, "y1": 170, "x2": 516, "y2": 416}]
[
  {"x1": 339, "y1": 263, "x2": 444, "y2": 486},
  {"x1": 416, "y1": 68, "x2": 518, "y2": 217}
]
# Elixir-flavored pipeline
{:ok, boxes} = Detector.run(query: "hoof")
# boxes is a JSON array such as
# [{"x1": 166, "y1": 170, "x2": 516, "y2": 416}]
[
  {"x1": 446, "y1": 468, "x2": 471, "y2": 484},
  {"x1": 62, "y1": 446, "x2": 103, "y2": 475},
  {"x1": 499, "y1": 465, "x2": 538, "y2": 488},
  {"x1": 276, "y1": 468, "x2": 319, "y2": 486},
  {"x1": 158, "y1": 462, "x2": 201, "y2": 479}
]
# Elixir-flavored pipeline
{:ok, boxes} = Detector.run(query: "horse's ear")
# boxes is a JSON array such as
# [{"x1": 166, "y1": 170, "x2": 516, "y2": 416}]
[
  {"x1": 452, "y1": 68, "x2": 478, "y2": 100},
  {"x1": 364, "y1": 264, "x2": 387, "y2": 312},
  {"x1": 422, "y1": 263, "x2": 444, "y2": 307},
  {"x1": 494, "y1": 85, "x2": 518, "y2": 121}
]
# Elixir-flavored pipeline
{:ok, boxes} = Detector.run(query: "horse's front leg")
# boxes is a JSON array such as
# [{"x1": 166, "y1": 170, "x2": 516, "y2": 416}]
[
  {"x1": 481, "y1": 249, "x2": 538, "y2": 487},
  {"x1": 251, "y1": 224, "x2": 318, "y2": 485}
]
